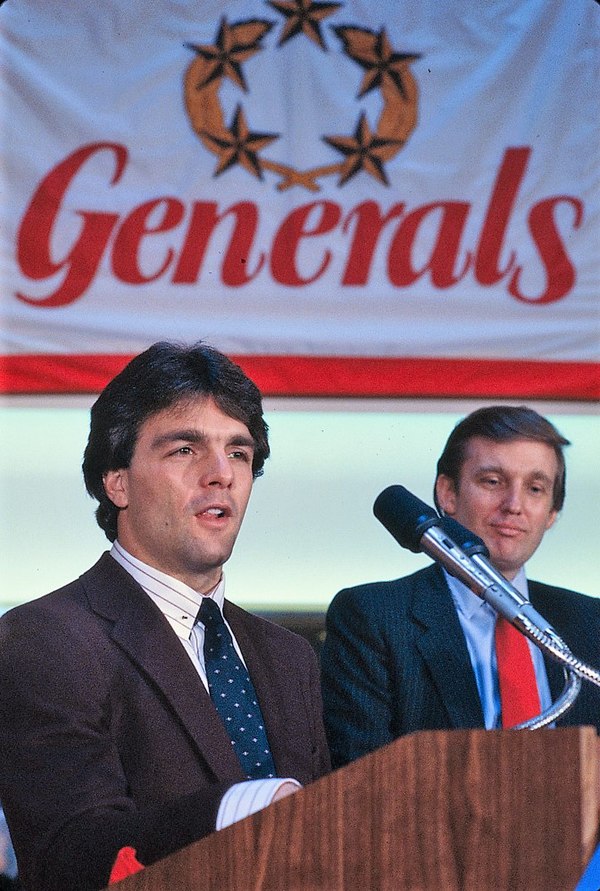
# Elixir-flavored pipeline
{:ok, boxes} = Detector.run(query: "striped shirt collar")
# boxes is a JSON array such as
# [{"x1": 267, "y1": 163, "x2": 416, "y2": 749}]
[{"x1": 110, "y1": 540, "x2": 225, "y2": 641}]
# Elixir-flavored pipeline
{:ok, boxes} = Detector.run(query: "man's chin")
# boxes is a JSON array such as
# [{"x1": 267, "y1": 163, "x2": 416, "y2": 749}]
[
  {"x1": 488, "y1": 552, "x2": 523, "y2": 581},
  {"x1": 193, "y1": 545, "x2": 236, "y2": 575}
]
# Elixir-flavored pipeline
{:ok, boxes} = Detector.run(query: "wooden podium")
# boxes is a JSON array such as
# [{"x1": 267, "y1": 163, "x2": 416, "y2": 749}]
[{"x1": 114, "y1": 727, "x2": 599, "y2": 890}]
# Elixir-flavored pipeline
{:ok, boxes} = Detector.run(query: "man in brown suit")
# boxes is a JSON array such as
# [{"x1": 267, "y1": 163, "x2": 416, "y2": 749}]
[{"x1": 0, "y1": 342, "x2": 330, "y2": 891}]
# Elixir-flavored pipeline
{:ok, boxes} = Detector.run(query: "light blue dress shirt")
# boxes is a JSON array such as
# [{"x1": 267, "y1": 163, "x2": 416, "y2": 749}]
[{"x1": 444, "y1": 567, "x2": 553, "y2": 728}]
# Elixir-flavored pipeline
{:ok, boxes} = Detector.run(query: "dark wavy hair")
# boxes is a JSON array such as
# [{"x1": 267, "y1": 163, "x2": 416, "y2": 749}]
[
  {"x1": 82, "y1": 341, "x2": 270, "y2": 542},
  {"x1": 434, "y1": 405, "x2": 570, "y2": 513}
]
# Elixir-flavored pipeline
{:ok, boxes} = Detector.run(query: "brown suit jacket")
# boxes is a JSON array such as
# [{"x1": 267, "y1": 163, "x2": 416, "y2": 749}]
[{"x1": 0, "y1": 554, "x2": 330, "y2": 891}]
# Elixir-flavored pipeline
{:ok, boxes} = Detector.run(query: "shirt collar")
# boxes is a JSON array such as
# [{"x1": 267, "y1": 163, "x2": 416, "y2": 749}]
[
  {"x1": 445, "y1": 564, "x2": 529, "y2": 621},
  {"x1": 110, "y1": 540, "x2": 225, "y2": 641}
]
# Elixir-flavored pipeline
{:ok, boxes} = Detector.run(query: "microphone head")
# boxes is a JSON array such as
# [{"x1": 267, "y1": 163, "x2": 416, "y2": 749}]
[
  {"x1": 373, "y1": 485, "x2": 440, "y2": 553},
  {"x1": 439, "y1": 516, "x2": 489, "y2": 557}
]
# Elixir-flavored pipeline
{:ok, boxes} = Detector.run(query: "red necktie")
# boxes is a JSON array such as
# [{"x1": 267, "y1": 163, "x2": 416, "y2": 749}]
[{"x1": 494, "y1": 616, "x2": 541, "y2": 728}]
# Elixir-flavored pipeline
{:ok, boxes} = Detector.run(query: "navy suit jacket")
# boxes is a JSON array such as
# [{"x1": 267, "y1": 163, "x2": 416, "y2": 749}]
[
  {"x1": 0, "y1": 554, "x2": 330, "y2": 891},
  {"x1": 321, "y1": 563, "x2": 600, "y2": 769}
]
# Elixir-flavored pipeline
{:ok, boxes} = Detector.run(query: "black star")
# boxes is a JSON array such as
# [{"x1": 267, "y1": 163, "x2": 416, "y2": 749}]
[
  {"x1": 323, "y1": 112, "x2": 402, "y2": 185},
  {"x1": 202, "y1": 105, "x2": 279, "y2": 179},
  {"x1": 334, "y1": 25, "x2": 421, "y2": 99},
  {"x1": 186, "y1": 17, "x2": 274, "y2": 91},
  {"x1": 268, "y1": 0, "x2": 341, "y2": 50}
]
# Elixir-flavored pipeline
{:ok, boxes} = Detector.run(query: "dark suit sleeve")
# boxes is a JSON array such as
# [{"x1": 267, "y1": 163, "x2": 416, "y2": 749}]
[
  {"x1": 321, "y1": 586, "x2": 398, "y2": 769},
  {"x1": 0, "y1": 609, "x2": 228, "y2": 891}
]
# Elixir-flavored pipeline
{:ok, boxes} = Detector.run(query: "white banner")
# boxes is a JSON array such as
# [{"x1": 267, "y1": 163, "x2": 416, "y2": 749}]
[{"x1": 1, "y1": 0, "x2": 598, "y2": 396}]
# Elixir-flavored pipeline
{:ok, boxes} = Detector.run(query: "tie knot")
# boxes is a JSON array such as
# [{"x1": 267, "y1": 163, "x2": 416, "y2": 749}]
[{"x1": 197, "y1": 596, "x2": 222, "y2": 627}]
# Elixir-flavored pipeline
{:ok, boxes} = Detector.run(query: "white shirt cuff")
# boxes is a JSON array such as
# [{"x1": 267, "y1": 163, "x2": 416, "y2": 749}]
[{"x1": 216, "y1": 778, "x2": 302, "y2": 830}]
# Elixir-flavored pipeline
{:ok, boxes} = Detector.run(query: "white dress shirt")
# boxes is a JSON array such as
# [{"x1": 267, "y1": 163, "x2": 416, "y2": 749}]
[{"x1": 110, "y1": 542, "x2": 300, "y2": 829}]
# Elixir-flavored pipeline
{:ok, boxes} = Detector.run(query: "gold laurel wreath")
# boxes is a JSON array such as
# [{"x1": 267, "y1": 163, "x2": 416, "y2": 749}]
[{"x1": 183, "y1": 2, "x2": 420, "y2": 192}]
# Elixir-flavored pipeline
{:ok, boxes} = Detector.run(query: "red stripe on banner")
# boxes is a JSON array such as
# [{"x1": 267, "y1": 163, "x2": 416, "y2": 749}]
[{"x1": 0, "y1": 354, "x2": 598, "y2": 400}]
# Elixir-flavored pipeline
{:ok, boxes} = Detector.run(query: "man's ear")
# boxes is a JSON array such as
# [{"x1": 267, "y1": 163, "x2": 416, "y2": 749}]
[
  {"x1": 435, "y1": 474, "x2": 457, "y2": 516},
  {"x1": 103, "y1": 469, "x2": 129, "y2": 509}
]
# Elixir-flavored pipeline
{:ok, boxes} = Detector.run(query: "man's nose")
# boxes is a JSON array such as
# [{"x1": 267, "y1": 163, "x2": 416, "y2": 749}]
[
  {"x1": 501, "y1": 483, "x2": 523, "y2": 512},
  {"x1": 199, "y1": 450, "x2": 234, "y2": 487}
]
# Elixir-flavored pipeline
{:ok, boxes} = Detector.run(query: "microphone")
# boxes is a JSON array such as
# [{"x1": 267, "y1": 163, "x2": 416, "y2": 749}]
[
  {"x1": 373, "y1": 485, "x2": 556, "y2": 635},
  {"x1": 437, "y1": 515, "x2": 554, "y2": 634}
]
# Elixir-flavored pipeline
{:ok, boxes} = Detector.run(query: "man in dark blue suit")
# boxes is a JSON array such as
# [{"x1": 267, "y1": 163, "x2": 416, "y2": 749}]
[{"x1": 321, "y1": 406, "x2": 600, "y2": 769}]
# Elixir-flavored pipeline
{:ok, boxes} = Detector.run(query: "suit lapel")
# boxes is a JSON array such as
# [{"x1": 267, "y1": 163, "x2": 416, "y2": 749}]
[
  {"x1": 82, "y1": 554, "x2": 244, "y2": 782},
  {"x1": 224, "y1": 603, "x2": 292, "y2": 774},
  {"x1": 529, "y1": 582, "x2": 568, "y2": 701},
  {"x1": 411, "y1": 566, "x2": 485, "y2": 728}
]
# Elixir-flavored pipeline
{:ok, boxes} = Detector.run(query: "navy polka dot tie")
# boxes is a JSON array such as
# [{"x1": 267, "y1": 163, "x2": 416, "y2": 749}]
[{"x1": 198, "y1": 597, "x2": 276, "y2": 780}]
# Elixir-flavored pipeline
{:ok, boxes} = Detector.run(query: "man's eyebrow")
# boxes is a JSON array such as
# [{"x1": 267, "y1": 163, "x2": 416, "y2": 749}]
[
  {"x1": 475, "y1": 463, "x2": 504, "y2": 475},
  {"x1": 150, "y1": 429, "x2": 255, "y2": 449},
  {"x1": 151, "y1": 429, "x2": 205, "y2": 448},
  {"x1": 227, "y1": 434, "x2": 256, "y2": 449},
  {"x1": 527, "y1": 470, "x2": 554, "y2": 484}
]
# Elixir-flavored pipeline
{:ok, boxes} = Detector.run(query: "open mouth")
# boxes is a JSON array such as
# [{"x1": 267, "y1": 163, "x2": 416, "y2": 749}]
[{"x1": 196, "y1": 504, "x2": 231, "y2": 520}]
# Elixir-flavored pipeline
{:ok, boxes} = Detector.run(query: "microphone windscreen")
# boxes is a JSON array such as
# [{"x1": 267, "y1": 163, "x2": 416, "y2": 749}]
[
  {"x1": 373, "y1": 485, "x2": 439, "y2": 553},
  {"x1": 439, "y1": 516, "x2": 489, "y2": 557}
]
